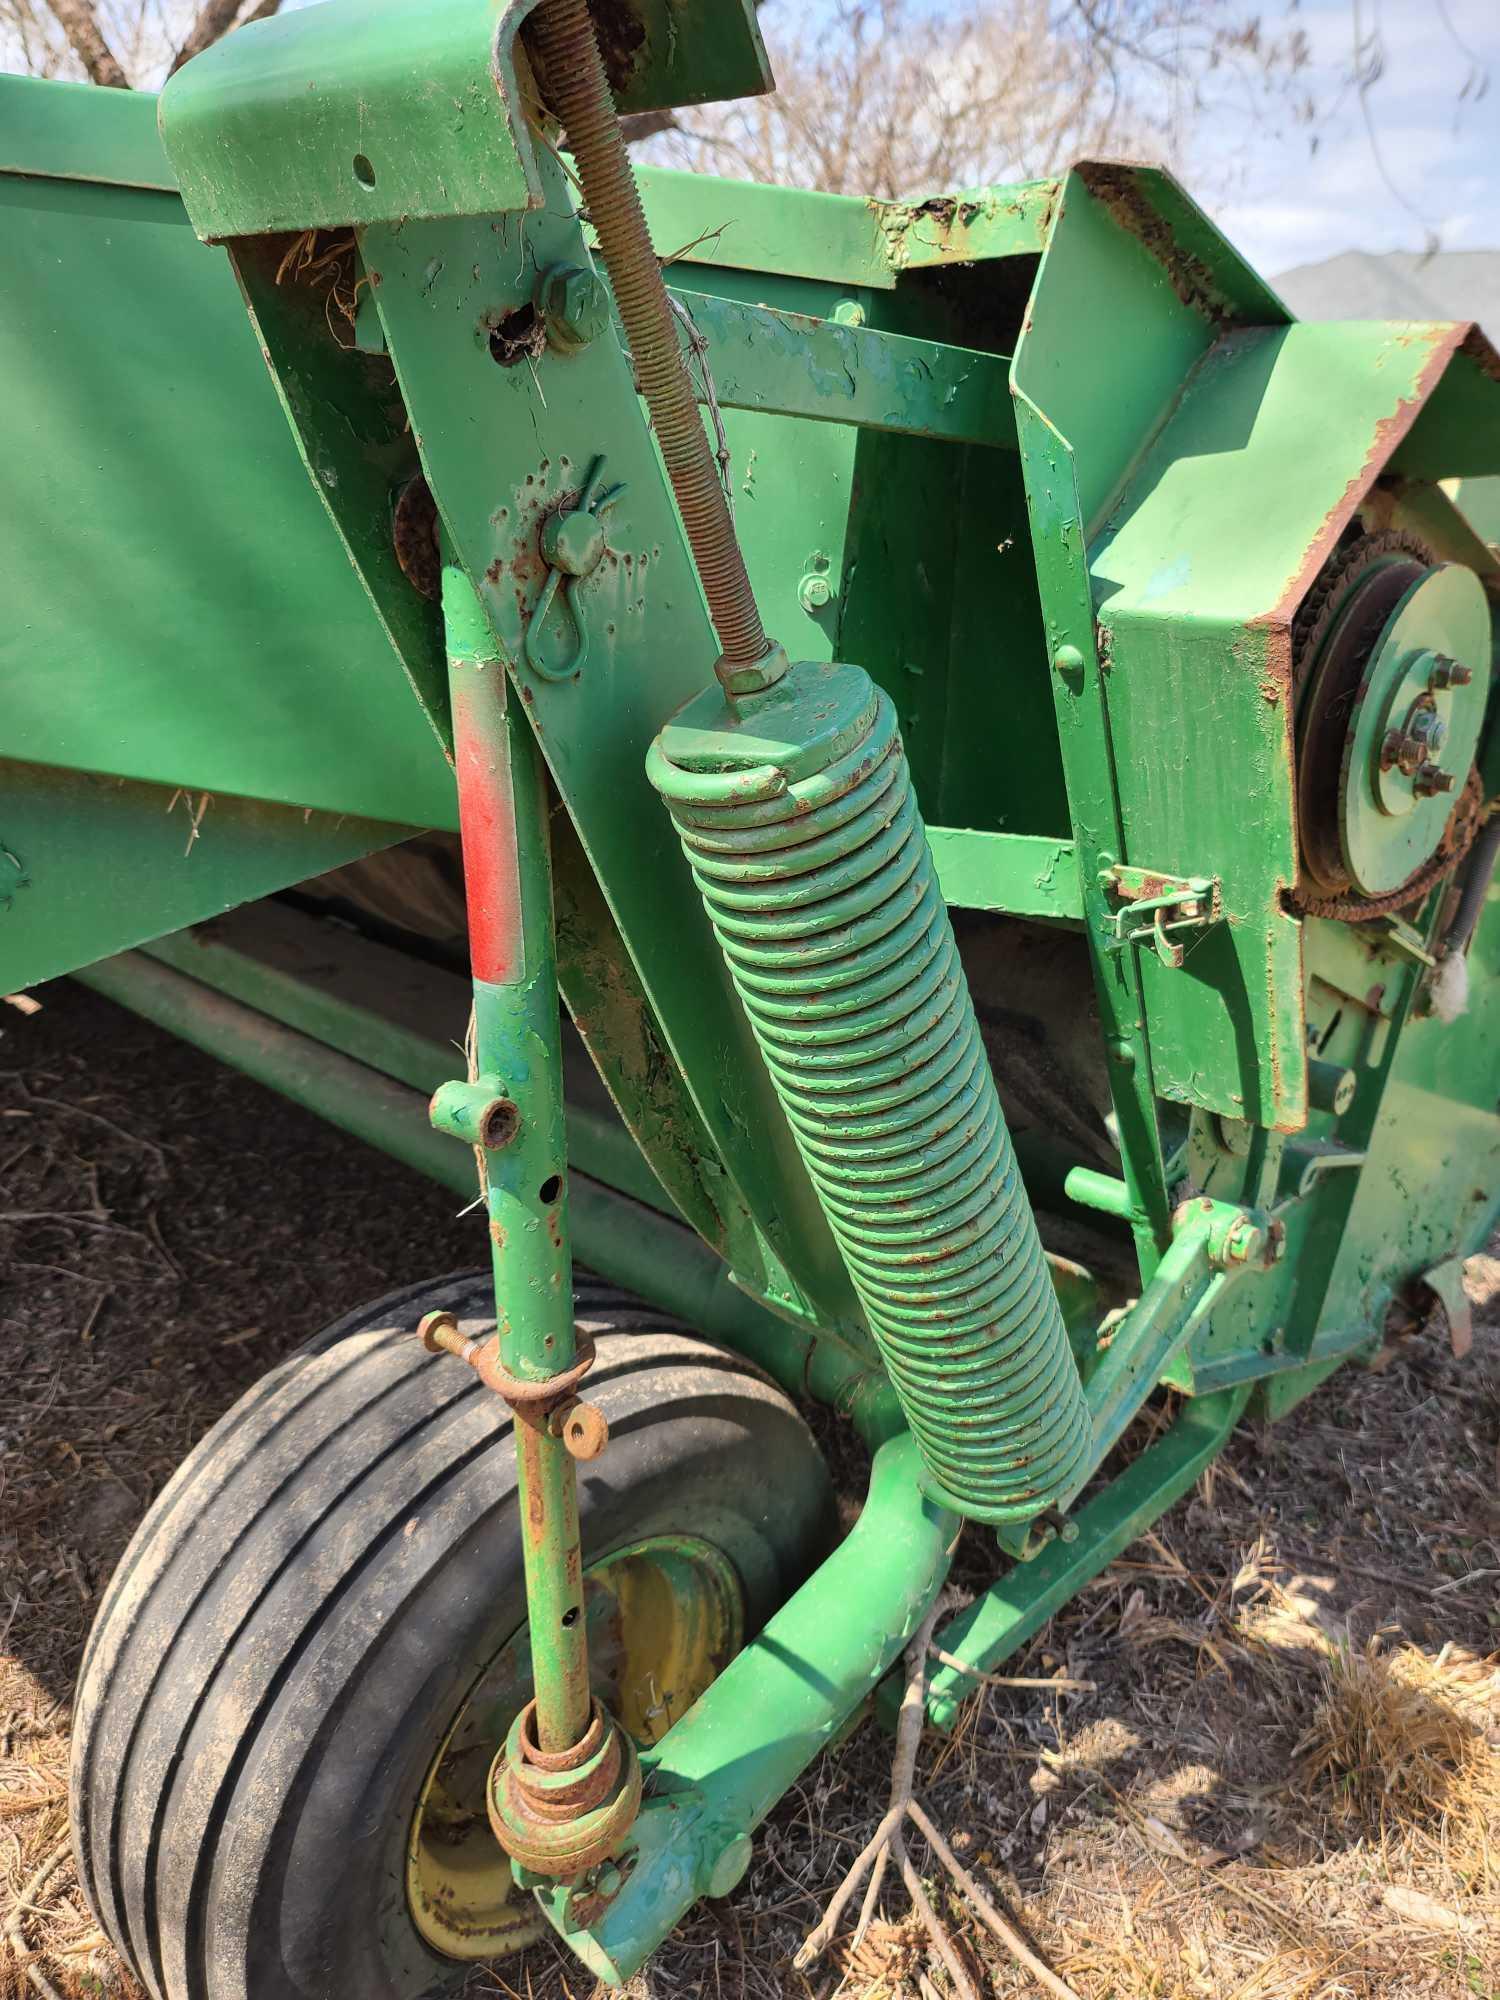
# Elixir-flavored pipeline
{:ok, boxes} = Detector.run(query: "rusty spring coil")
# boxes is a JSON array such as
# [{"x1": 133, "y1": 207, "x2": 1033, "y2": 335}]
[{"x1": 649, "y1": 666, "x2": 1093, "y2": 1524}]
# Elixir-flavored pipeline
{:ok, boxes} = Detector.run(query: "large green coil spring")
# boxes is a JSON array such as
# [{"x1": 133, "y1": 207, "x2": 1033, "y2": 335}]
[{"x1": 648, "y1": 660, "x2": 1093, "y2": 1524}]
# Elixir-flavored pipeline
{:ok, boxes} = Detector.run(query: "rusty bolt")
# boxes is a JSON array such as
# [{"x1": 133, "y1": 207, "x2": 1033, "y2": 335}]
[
  {"x1": 1383, "y1": 705, "x2": 1447, "y2": 777},
  {"x1": 418, "y1": 1309, "x2": 464, "y2": 1356},
  {"x1": 536, "y1": 262, "x2": 611, "y2": 353},
  {"x1": 1414, "y1": 765, "x2": 1457, "y2": 797},
  {"x1": 1429, "y1": 655, "x2": 1473, "y2": 690},
  {"x1": 551, "y1": 1397, "x2": 609, "y2": 1461}
]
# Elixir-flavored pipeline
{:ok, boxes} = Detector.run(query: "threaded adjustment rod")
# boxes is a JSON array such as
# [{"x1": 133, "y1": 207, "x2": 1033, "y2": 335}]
[{"x1": 523, "y1": 0, "x2": 775, "y2": 687}]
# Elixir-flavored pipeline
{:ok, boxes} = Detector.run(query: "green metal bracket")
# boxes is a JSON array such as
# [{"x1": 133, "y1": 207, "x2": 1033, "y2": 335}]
[
  {"x1": 924, "y1": 829, "x2": 1083, "y2": 921},
  {"x1": 923, "y1": 1385, "x2": 1252, "y2": 1732},
  {"x1": 994, "y1": 1194, "x2": 1276, "y2": 1559},
  {"x1": 530, "y1": 1433, "x2": 957, "y2": 1983},
  {"x1": 671, "y1": 289, "x2": 1017, "y2": 450},
  {"x1": 160, "y1": 0, "x2": 770, "y2": 243}
]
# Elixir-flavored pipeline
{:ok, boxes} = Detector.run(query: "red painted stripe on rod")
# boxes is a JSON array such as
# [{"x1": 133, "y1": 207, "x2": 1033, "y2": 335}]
[{"x1": 452, "y1": 672, "x2": 524, "y2": 985}]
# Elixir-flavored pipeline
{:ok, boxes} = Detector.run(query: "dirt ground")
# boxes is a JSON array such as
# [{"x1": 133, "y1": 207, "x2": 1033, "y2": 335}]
[{"x1": 2, "y1": 979, "x2": 1497, "y2": 2000}]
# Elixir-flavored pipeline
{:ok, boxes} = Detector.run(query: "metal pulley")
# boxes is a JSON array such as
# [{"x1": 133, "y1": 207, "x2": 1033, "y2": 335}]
[{"x1": 1294, "y1": 535, "x2": 1492, "y2": 909}]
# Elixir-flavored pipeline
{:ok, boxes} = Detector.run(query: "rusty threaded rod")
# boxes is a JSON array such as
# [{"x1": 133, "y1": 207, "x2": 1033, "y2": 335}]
[{"x1": 523, "y1": 0, "x2": 770, "y2": 676}]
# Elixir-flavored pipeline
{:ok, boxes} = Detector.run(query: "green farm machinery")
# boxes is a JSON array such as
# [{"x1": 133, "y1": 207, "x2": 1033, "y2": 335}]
[{"x1": 5, "y1": 0, "x2": 1500, "y2": 1988}]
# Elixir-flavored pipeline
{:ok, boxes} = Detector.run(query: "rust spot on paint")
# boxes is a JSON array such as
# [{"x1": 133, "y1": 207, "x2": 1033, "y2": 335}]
[
  {"x1": 1076, "y1": 164, "x2": 1239, "y2": 324},
  {"x1": 1253, "y1": 324, "x2": 1465, "y2": 638}
]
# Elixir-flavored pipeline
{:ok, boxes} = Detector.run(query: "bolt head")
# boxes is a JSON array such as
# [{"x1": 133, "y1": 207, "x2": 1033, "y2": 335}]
[
  {"x1": 537, "y1": 262, "x2": 610, "y2": 350},
  {"x1": 1414, "y1": 765, "x2": 1457, "y2": 797},
  {"x1": 832, "y1": 298, "x2": 866, "y2": 327},
  {"x1": 798, "y1": 572, "x2": 834, "y2": 612}
]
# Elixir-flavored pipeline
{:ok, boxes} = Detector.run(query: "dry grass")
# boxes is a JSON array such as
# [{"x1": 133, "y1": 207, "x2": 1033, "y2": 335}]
[{"x1": 3, "y1": 982, "x2": 1498, "y2": 2000}]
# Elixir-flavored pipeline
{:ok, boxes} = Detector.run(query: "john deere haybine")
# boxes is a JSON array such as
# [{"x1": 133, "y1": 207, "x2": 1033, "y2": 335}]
[{"x1": 4, "y1": 0, "x2": 1499, "y2": 1988}]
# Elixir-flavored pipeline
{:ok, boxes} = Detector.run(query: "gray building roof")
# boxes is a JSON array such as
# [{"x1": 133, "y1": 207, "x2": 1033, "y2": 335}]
[{"x1": 1273, "y1": 249, "x2": 1500, "y2": 343}]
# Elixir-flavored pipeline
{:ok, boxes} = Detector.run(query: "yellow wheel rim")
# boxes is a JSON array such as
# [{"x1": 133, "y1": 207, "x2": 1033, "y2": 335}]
[{"x1": 406, "y1": 1534, "x2": 742, "y2": 1961}]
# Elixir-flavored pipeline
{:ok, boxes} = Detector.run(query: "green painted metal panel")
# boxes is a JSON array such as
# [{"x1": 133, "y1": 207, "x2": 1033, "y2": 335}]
[
  {"x1": 629, "y1": 170, "x2": 1056, "y2": 295},
  {"x1": 839, "y1": 429, "x2": 960, "y2": 810},
  {"x1": 1392, "y1": 332, "x2": 1500, "y2": 484},
  {"x1": 0, "y1": 159, "x2": 458, "y2": 830},
  {"x1": 1011, "y1": 181, "x2": 1181, "y2": 1261},
  {"x1": 925, "y1": 828, "x2": 1081, "y2": 918},
  {"x1": 633, "y1": 168, "x2": 896, "y2": 290},
  {"x1": 720, "y1": 408, "x2": 853, "y2": 667},
  {"x1": 160, "y1": 0, "x2": 542, "y2": 239},
  {"x1": 228, "y1": 236, "x2": 454, "y2": 760},
  {"x1": 160, "y1": 0, "x2": 771, "y2": 243},
  {"x1": 0, "y1": 73, "x2": 172, "y2": 189},
  {"x1": 675, "y1": 288, "x2": 1017, "y2": 449},
  {"x1": 937, "y1": 441, "x2": 1071, "y2": 837},
  {"x1": 1013, "y1": 171, "x2": 1229, "y2": 538},
  {"x1": 0, "y1": 759, "x2": 416, "y2": 989},
  {"x1": 611, "y1": 0, "x2": 773, "y2": 118},
  {"x1": 1093, "y1": 320, "x2": 1468, "y2": 1130},
  {"x1": 1322, "y1": 893, "x2": 1500, "y2": 1334}
]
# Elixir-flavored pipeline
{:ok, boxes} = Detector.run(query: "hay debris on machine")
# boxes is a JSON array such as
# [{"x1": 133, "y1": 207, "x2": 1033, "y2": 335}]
[{"x1": 3, "y1": 0, "x2": 1498, "y2": 1989}]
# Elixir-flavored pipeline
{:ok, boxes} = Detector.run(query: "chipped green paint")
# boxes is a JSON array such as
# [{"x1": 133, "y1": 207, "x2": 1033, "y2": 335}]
[{"x1": 876, "y1": 179, "x2": 1056, "y2": 271}]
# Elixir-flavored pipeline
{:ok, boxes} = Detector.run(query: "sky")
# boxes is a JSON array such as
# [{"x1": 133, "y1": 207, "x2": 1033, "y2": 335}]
[{"x1": 1188, "y1": 0, "x2": 1499, "y2": 278}]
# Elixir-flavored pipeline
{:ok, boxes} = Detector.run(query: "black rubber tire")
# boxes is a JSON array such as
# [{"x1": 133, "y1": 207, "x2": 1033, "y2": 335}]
[{"x1": 70, "y1": 1272, "x2": 836, "y2": 2000}]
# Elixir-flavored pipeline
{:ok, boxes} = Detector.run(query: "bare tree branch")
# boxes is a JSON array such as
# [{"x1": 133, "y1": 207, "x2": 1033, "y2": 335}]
[
  {"x1": 620, "y1": 108, "x2": 679, "y2": 145},
  {"x1": 168, "y1": 0, "x2": 242, "y2": 72},
  {"x1": 43, "y1": 0, "x2": 127, "y2": 84},
  {"x1": 646, "y1": 0, "x2": 1311, "y2": 200}
]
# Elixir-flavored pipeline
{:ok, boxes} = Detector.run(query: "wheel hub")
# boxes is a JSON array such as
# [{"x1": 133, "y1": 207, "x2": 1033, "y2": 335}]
[{"x1": 405, "y1": 1534, "x2": 742, "y2": 1962}]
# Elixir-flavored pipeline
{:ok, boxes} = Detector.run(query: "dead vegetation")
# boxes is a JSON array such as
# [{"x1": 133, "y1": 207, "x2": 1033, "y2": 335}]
[{"x1": 3, "y1": 980, "x2": 1498, "y2": 2000}]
